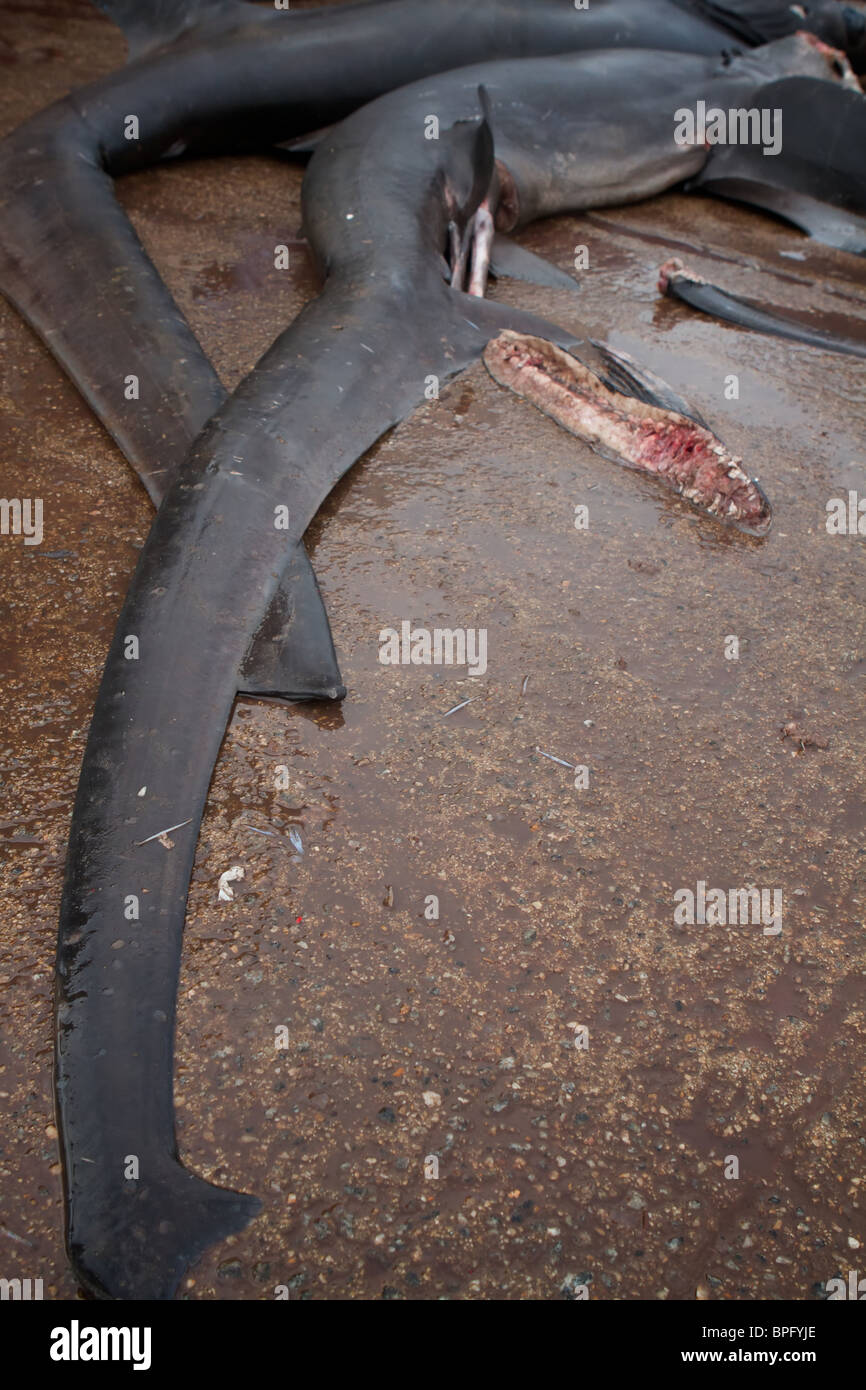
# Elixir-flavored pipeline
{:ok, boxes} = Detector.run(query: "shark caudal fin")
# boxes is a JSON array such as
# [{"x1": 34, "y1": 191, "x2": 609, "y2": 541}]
[
  {"x1": 90, "y1": 0, "x2": 252, "y2": 60},
  {"x1": 67, "y1": 1160, "x2": 261, "y2": 1301},
  {"x1": 0, "y1": 102, "x2": 345, "y2": 701}
]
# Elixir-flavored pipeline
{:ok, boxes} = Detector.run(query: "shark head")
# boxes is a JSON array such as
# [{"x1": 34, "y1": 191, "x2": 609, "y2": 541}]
[{"x1": 729, "y1": 30, "x2": 862, "y2": 87}]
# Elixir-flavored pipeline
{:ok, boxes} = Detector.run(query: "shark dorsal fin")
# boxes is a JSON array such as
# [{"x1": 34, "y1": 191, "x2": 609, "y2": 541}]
[
  {"x1": 441, "y1": 85, "x2": 496, "y2": 224},
  {"x1": 91, "y1": 0, "x2": 251, "y2": 61}
]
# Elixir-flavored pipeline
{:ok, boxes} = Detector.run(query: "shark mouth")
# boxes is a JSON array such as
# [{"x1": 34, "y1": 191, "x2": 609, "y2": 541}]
[
  {"x1": 483, "y1": 331, "x2": 772, "y2": 535},
  {"x1": 798, "y1": 30, "x2": 863, "y2": 87}
]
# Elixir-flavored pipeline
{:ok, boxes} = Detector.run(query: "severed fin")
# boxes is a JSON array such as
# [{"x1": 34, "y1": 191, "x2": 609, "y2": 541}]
[
  {"x1": 90, "y1": 1, "x2": 250, "y2": 60},
  {"x1": 490, "y1": 235, "x2": 580, "y2": 292},
  {"x1": 659, "y1": 257, "x2": 866, "y2": 358},
  {"x1": 677, "y1": 0, "x2": 846, "y2": 46},
  {"x1": 482, "y1": 330, "x2": 771, "y2": 536},
  {"x1": 238, "y1": 542, "x2": 346, "y2": 703},
  {"x1": 588, "y1": 340, "x2": 710, "y2": 428}
]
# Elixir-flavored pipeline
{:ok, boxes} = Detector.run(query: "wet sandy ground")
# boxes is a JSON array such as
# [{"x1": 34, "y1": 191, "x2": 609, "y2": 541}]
[{"x1": 1, "y1": 1, "x2": 865, "y2": 1301}]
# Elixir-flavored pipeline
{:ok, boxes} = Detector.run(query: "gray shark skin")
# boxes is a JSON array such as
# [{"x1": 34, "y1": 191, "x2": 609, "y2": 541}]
[
  {"x1": 688, "y1": 75, "x2": 866, "y2": 255},
  {"x1": 52, "y1": 36, "x2": 845, "y2": 1300},
  {"x1": 0, "y1": 3, "x2": 858, "y2": 709},
  {"x1": 1, "y1": 0, "x2": 847, "y2": 492}
]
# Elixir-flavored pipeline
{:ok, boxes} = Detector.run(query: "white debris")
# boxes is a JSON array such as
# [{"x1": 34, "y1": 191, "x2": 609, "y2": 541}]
[
  {"x1": 536, "y1": 747, "x2": 575, "y2": 770},
  {"x1": 443, "y1": 698, "x2": 474, "y2": 717},
  {"x1": 135, "y1": 818, "x2": 192, "y2": 847},
  {"x1": 218, "y1": 865, "x2": 245, "y2": 902}
]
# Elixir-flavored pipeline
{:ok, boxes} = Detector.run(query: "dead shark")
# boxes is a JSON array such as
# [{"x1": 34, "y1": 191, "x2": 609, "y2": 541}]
[
  {"x1": 2, "y1": 2, "x2": 855, "y2": 494},
  {"x1": 4, "y1": 0, "x2": 851, "y2": 713},
  {"x1": 87, "y1": 0, "x2": 857, "y2": 73},
  {"x1": 52, "y1": 36, "x2": 840, "y2": 1299},
  {"x1": 0, "y1": 4, "x2": 859, "y2": 712}
]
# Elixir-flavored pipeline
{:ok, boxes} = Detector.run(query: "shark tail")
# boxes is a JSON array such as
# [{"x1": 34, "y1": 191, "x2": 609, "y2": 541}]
[
  {"x1": 0, "y1": 102, "x2": 345, "y2": 701},
  {"x1": 67, "y1": 1159, "x2": 261, "y2": 1300}
]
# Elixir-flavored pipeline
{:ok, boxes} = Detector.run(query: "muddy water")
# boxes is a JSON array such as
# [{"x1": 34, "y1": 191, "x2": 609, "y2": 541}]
[{"x1": 0, "y1": 1, "x2": 864, "y2": 1300}]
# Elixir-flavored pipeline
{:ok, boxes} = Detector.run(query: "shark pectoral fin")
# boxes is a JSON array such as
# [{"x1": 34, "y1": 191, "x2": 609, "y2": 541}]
[
  {"x1": 238, "y1": 542, "x2": 346, "y2": 703},
  {"x1": 275, "y1": 125, "x2": 338, "y2": 157},
  {"x1": 91, "y1": 0, "x2": 249, "y2": 60},
  {"x1": 693, "y1": 175, "x2": 866, "y2": 256},
  {"x1": 747, "y1": 79, "x2": 866, "y2": 207},
  {"x1": 490, "y1": 235, "x2": 580, "y2": 292},
  {"x1": 843, "y1": 5, "x2": 866, "y2": 75},
  {"x1": 587, "y1": 340, "x2": 711, "y2": 427},
  {"x1": 450, "y1": 290, "x2": 585, "y2": 360}
]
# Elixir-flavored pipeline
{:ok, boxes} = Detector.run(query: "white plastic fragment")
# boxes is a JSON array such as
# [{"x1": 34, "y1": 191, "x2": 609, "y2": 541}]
[{"x1": 218, "y1": 865, "x2": 245, "y2": 902}]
